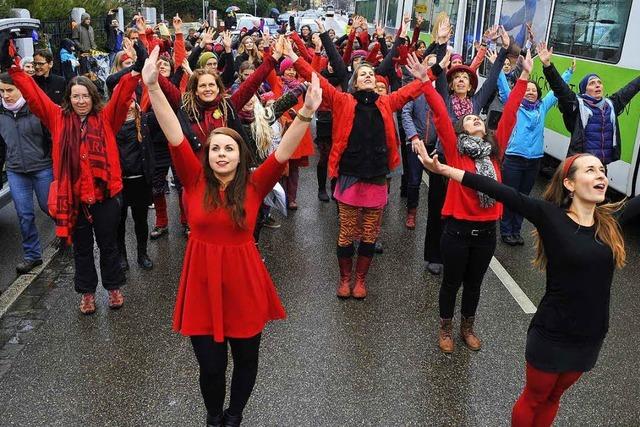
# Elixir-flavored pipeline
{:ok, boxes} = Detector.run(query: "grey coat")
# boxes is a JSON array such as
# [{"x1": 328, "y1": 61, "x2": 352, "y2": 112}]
[
  {"x1": 0, "y1": 104, "x2": 52, "y2": 174},
  {"x1": 72, "y1": 23, "x2": 96, "y2": 52}
]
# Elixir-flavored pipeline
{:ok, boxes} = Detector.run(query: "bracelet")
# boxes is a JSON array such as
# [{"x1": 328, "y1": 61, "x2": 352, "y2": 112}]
[{"x1": 296, "y1": 111, "x2": 313, "y2": 122}]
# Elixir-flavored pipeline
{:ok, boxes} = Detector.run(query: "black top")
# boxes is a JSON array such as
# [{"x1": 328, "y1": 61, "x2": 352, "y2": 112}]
[
  {"x1": 461, "y1": 172, "x2": 640, "y2": 345},
  {"x1": 339, "y1": 90, "x2": 387, "y2": 179},
  {"x1": 34, "y1": 73, "x2": 66, "y2": 105}
]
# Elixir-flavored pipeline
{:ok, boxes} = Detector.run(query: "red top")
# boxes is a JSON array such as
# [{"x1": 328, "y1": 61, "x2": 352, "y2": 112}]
[
  {"x1": 170, "y1": 138, "x2": 287, "y2": 342},
  {"x1": 293, "y1": 57, "x2": 425, "y2": 178},
  {"x1": 423, "y1": 78, "x2": 527, "y2": 221},
  {"x1": 10, "y1": 69, "x2": 139, "y2": 229}
]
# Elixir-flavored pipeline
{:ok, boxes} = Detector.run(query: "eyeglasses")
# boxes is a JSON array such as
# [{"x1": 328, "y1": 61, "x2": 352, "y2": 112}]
[
  {"x1": 33, "y1": 62, "x2": 49, "y2": 66},
  {"x1": 70, "y1": 94, "x2": 92, "y2": 101}
]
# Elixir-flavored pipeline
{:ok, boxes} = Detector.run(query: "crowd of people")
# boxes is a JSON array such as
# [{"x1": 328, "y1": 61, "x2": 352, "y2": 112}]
[{"x1": 1, "y1": 7, "x2": 640, "y2": 427}]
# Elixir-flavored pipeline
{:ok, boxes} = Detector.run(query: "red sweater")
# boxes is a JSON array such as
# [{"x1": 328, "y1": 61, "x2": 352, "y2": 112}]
[
  {"x1": 293, "y1": 57, "x2": 425, "y2": 178},
  {"x1": 10, "y1": 69, "x2": 139, "y2": 234},
  {"x1": 423, "y1": 79, "x2": 527, "y2": 221}
]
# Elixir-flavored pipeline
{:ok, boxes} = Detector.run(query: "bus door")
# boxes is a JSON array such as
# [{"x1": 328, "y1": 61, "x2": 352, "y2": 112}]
[{"x1": 456, "y1": 0, "x2": 497, "y2": 66}]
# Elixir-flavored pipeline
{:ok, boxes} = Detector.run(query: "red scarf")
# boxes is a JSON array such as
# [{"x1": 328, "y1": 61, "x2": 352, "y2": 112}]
[{"x1": 53, "y1": 114, "x2": 109, "y2": 240}]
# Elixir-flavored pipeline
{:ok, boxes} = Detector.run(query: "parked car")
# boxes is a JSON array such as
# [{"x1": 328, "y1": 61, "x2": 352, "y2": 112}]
[
  {"x1": 325, "y1": 6, "x2": 335, "y2": 17},
  {"x1": 235, "y1": 13, "x2": 255, "y2": 20},
  {"x1": 277, "y1": 12, "x2": 295, "y2": 25},
  {"x1": 233, "y1": 16, "x2": 260, "y2": 33},
  {"x1": 296, "y1": 17, "x2": 320, "y2": 33},
  {"x1": 262, "y1": 17, "x2": 280, "y2": 34}
]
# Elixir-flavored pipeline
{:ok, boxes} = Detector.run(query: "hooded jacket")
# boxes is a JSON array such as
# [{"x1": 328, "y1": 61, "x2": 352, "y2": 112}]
[
  {"x1": 543, "y1": 63, "x2": 640, "y2": 164},
  {"x1": 72, "y1": 13, "x2": 96, "y2": 52},
  {"x1": 0, "y1": 103, "x2": 52, "y2": 173}
]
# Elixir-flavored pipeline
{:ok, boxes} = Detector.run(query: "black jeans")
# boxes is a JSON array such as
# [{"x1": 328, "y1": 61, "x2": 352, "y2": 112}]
[
  {"x1": 423, "y1": 171, "x2": 447, "y2": 264},
  {"x1": 190, "y1": 333, "x2": 262, "y2": 418},
  {"x1": 405, "y1": 143, "x2": 424, "y2": 209},
  {"x1": 439, "y1": 219, "x2": 496, "y2": 319},
  {"x1": 500, "y1": 155, "x2": 541, "y2": 236},
  {"x1": 117, "y1": 177, "x2": 152, "y2": 258},
  {"x1": 73, "y1": 195, "x2": 125, "y2": 293},
  {"x1": 315, "y1": 116, "x2": 332, "y2": 193}
]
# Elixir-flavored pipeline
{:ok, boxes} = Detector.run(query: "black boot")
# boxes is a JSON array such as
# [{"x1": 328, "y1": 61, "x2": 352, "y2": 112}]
[
  {"x1": 222, "y1": 409, "x2": 242, "y2": 427},
  {"x1": 137, "y1": 253, "x2": 153, "y2": 270},
  {"x1": 206, "y1": 412, "x2": 223, "y2": 427}
]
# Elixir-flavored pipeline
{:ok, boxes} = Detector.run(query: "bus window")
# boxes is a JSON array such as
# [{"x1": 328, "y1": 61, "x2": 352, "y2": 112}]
[{"x1": 548, "y1": 0, "x2": 632, "y2": 63}]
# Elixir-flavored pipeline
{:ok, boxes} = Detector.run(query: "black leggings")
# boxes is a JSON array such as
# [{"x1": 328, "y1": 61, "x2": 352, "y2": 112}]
[
  {"x1": 190, "y1": 333, "x2": 262, "y2": 417},
  {"x1": 439, "y1": 219, "x2": 496, "y2": 319},
  {"x1": 117, "y1": 177, "x2": 151, "y2": 257}
]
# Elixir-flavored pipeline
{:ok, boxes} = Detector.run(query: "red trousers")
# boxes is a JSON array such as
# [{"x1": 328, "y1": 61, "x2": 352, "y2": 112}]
[
  {"x1": 512, "y1": 362, "x2": 582, "y2": 427},
  {"x1": 153, "y1": 192, "x2": 186, "y2": 227}
]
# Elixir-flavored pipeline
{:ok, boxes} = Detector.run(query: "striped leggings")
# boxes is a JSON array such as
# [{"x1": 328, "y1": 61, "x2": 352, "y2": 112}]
[{"x1": 337, "y1": 202, "x2": 383, "y2": 257}]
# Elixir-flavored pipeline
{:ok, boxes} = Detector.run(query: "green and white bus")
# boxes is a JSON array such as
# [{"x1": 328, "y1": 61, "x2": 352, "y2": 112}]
[{"x1": 358, "y1": 0, "x2": 639, "y2": 195}]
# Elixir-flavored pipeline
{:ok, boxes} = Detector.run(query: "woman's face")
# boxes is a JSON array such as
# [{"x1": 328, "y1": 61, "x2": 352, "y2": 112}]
[
  {"x1": 240, "y1": 68, "x2": 254, "y2": 81},
  {"x1": 328, "y1": 29, "x2": 336, "y2": 39},
  {"x1": 0, "y1": 82, "x2": 23, "y2": 104},
  {"x1": 451, "y1": 58, "x2": 463, "y2": 67},
  {"x1": 205, "y1": 58, "x2": 218, "y2": 73},
  {"x1": 374, "y1": 82, "x2": 387, "y2": 95},
  {"x1": 462, "y1": 114, "x2": 486, "y2": 137},
  {"x1": 416, "y1": 43, "x2": 426, "y2": 57},
  {"x1": 564, "y1": 156, "x2": 608, "y2": 203},
  {"x1": 301, "y1": 26, "x2": 310, "y2": 37},
  {"x1": 208, "y1": 134, "x2": 240, "y2": 178},
  {"x1": 503, "y1": 58, "x2": 512, "y2": 73},
  {"x1": 69, "y1": 84, "x2": 93, "y2": 116},
  {"x1": 257, "y1": 39, "x2": 266, "y2": 50},
  {"x1": 451, "y1": 71, "x2": 471, "y2": 95},
  {"x1": 23, "y1": 63, "x2": 35, "y2": 75},
  {"x1": 283, "y1": 67, "x2": 297, "y2": 79},
  {"x1": 196, "y1": 74, "x2": 219, "y2": 102},
  {"x1": 243, "y1": 37, "x2": 255, "y2": 51},
  {"x1": 158, "y1": 59, "x2": 171, "y2": 77},
  {"x1": 127, "y1": 99, "x2": 137, "y2": 115},
  {"x1": 122, "y1": 57, "x2": 134, "y2": 69},
  {"x1": 355, "y1": 66, "x2": 375, "y2": 91},
  {"x1": 525, "y1": 82, "x2": 539, "y2": 103},
  {"x1": 311, "y1": 33, "x2": 321, "y2": 47}
]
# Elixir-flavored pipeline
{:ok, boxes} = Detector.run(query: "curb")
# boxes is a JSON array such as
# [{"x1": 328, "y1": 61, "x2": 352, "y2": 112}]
[{"x1": 0, "y1": 242, "x2": 59, "y2": 319}]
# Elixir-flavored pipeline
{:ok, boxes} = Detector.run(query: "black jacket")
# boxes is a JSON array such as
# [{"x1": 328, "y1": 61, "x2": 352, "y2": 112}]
[
  {"x1": 542, "y1": 63, "x2": 640, "y2": 163},
  {"x1": 118, "y1": 118, "x2": 155, "y2": 184},
  {"x1": 34, "y1": 73, "x2": 67, "y2": 105}
]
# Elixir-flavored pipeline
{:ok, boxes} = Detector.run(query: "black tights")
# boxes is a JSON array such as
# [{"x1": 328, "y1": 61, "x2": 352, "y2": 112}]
[{"x1": 190, "y1": 334, "x2": 262, "y2": 418}]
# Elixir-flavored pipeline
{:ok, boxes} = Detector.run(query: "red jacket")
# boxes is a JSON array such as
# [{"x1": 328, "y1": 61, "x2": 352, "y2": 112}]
[
  {"x1": 293, "y1": 57, "x2": 425, "y2": 178},
  {"x1": 10, "y1": 69, "x2": 139, "y2": 230},
  {"x1": 423, "y1": 78, "x2": 527, "y2": 221}
]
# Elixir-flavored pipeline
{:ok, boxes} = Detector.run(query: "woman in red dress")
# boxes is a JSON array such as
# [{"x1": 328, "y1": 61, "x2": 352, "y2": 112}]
[{"x1": 142, "y1": 46, "x2": 322, "y2": 427}]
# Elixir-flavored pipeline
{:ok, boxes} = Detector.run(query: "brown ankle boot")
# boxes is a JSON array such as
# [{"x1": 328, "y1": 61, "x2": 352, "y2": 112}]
[
  {"x1": 337, "y1": 256, "x2": 353, "y2": 298},
  {"x1": 438, "y1": 318, "x2": 454, "y2": 353},
  {"x1": 352, "y1": 255, "x2": 372, "y2": 299},
  {"x1": 405, "y1": 208, "x2": 417, "y2": 229},
  {"x1": 460, "y1": 316, "x2": 482, "y2": 351}
]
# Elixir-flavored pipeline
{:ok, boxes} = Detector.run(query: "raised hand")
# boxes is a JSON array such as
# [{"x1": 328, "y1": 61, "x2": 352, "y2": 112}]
[
  {"x1": 135, "y1": 16, "x2": 146, "y2": 33},
  {"x1": 414, "y1": 141, "x2": 448, "y2": 176},
  {"x1": 302, "y1": 72, "x2": 323, "y2": 113},
  {"x1": 486, "y1": 49, "x2": 497, "y2": 64},
  {"x1": 312, "y1": 33, "x2": 322, "y2": 51},
  {"x1": 439, "y1": 46, "x2": 452, "y2": 69},
  {"x1": 403, "y1": 13, "x2": 411, "y2": 25},
  {"x1": 200, "y1": 28, "x2": 215, "y2": 47},
  {"x1": 416, "y1": 15, "x2": 424, "y2": 29},
  {"x1": 221, "y1": 30, "x2": 232, "y2": 52},
  {"x1": 272, "y1": 35, "x2": 285, "y2": 60},
  {"x1": 499, "y1": 25, "x2": 510, "y2": 49},
  {"x1": 315, "y1": 18, "x2": 325, "y2": 33},
  {"x1": 283, "y1": 36, "x2": 296, "y2": 59},
  {"x1": 375, "y1": 21, "x2": 385, "y2": 38},
  {"x1": 406, "y1": 52, "x2": 429, "y2": 82},
  {"x1": 520, "y1": 48, "x2": 533, "y2": 78},
  {"x1": 437, "y1": 18, "x2": 451, "y2": 44},
  {"x1": 536, "y1": 41, "x2": 553, "y2": 66},
  {"x1": 173, "y1": 14, "x2": 183, "y2": 33},
  {"x1": 181, "y1": 58, "x2": 193, "y2": 76},
  {"x1": 141, "y1": 45, "x2": 160, "y2": 87}
]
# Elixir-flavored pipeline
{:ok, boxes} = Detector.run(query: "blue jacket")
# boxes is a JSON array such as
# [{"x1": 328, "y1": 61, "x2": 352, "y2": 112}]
[
  {"x1": 497, "y1": 68, "x2": 573, "y2": 159},
  {"x1": 401, "y1": 93, "x2": 437, "y2": 147}
]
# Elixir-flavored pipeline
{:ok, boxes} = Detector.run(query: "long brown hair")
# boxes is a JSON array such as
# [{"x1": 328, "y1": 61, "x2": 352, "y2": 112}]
[
  {"x1": 202, "y1": 127, "x2": 253, "y2": 228},
  {"x1": 533, "y1": 154, "x2": 626, "y2": 269},
  {"x1": 182, "y1": 69, "x2": 229, "y2": 121},
  {"x1": 61, "y1": 76, "x2": 104, "y2": 115}
]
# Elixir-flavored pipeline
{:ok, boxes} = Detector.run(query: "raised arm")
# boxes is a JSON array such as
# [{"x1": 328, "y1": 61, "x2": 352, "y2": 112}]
[
  {"x1": 473, "y1": 46, "x2": 508, "y2": 112},
  {"x1": 539, "y1": 42, "x2": 577, "y2": 116},
  {"x1": 290, "y1": 31, "x2": 313, "y2": 63},
  {"x1": 229, "y1": 49, "x2": 278, "y2": 111},
  {"x1": 497, "y1": 71, "x2": 511, "y2": 104},
  {"x1": 540, "y1": 64, "x2": 574, "y2": 113},
  {"x1": 103, "y1": 71, "x2": 142, "y2": 131},
  {"x1": 420, "y1": 75, "x2": 459, "y2": 165},
  {"x1": 342, "y1": 26, "x2": 357, "y2": 64},
  {"x1": 8, "y1": 68, "x2": 60, "y2": 133},
  {"x1": 610, "y1": 74, "x2": 640, "y2": 116},
  {"x1": 219, "y1": 31, "x2": 235, "y2": 88},
  {"x1": 469, "y1": 45, "x2": 487, "y2": 72},
  {"x1": 172, "y1": 17, "x2": 186, "y2": 68},
  {"x1": 274, "y1": 72, "x2": 321, "y2": 163},
  {"x1": 376, "y1": 34, "x2": 405, "y2": 77},
  {"x1": 495, "y1": 51, "x2": 531, "y2": 152},
  {"x1": 321, "y1": 30, "x2": 347, "y2": 79}
]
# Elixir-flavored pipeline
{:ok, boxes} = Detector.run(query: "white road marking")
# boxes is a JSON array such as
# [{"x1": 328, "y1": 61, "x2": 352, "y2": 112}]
[{"x1": 421, "y1": 172, "x2": 537, "y2": 314}]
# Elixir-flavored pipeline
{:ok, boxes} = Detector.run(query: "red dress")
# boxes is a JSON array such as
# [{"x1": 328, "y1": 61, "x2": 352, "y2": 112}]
[{"x1": 170, "y1": 138, "x2": 287, "y2": 342}]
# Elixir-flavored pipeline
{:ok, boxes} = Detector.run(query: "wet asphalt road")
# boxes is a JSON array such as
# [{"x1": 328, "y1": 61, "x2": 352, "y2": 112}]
[
  {"x1": 1, "y1": 153, "x2": 639, "y2": 426},
  {"x1": 0, "y1": 195, "x2": 56, "y2": 293}
]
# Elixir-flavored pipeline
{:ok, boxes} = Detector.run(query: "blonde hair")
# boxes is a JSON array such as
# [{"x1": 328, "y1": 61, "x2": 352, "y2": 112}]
[
  {"x1": 431, "y1": 12, "x2": 451, "y2": 41},
  {"x1": 533, "y1": 154, "x2": 627, "y2": 269},
  {"x1": 237, "y1": 36, "x2": 264, "y2": 64},
  {"x1": 250, "y1": 96, "x2": 276, "y2": 159}
]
